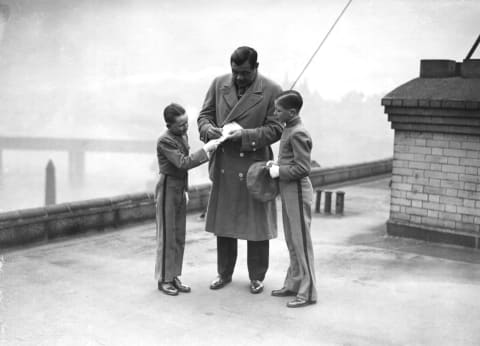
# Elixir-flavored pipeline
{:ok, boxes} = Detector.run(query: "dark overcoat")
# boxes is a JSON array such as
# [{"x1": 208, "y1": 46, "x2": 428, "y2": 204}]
[{"x1": 198, "y1": 73, "x2": 282, "y2": 241}]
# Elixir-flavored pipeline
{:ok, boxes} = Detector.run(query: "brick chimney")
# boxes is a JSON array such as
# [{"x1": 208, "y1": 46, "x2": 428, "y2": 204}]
[{"x1": 382, "y1": 37, "x2": 480, "y2": 248}]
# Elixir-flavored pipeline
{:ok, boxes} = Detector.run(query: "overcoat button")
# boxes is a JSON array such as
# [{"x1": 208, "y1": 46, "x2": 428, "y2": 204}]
[
  {"x1": 240, "y1": 152, "x2": 244, "y2": 157},
  {"x1": 221, "y1": 169, "x2": 225, "y2": 174},
  {"x1": 239, "y1": 172, "x2": 244, "y2": 178}
]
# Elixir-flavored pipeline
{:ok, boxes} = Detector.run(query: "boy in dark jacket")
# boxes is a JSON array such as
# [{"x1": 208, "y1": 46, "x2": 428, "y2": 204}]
[
  {"x1": 155, "y1": 103, "x2": 219, "y2": 296},
  {"x1": 268, "y1": 90, "x2": 317, "y2": 308}
]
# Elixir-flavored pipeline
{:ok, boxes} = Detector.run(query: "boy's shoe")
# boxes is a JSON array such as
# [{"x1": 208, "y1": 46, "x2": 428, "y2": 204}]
[
  {"x1": 271, "y1": 287, "x2": 297, "y2": 297},
  {"x1": 173, "y1": 277, "x2": 191, "y2": 293},
  {"x1": 158, "y1": 281, "x2": 179, "y2": 296},
  {"x1": 250, "y1": 280, "x2": 264, "y2": 294},
  {"x1": 286, "y1": 297, "x2": 316, "y2": 308},
  {"x1": 210, "y1": 276, "x2": 232, "y2": 290}
]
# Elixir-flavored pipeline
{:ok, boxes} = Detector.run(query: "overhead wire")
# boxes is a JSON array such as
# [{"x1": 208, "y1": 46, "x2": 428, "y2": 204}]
[{"x1": 290, "y1": 0, "x2": 353, "y2": 90}]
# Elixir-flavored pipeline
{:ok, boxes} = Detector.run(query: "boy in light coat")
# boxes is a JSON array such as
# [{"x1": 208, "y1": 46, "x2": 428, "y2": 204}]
[{"x1": 269, "y1": 90, "x2": 317, "y2": 308}]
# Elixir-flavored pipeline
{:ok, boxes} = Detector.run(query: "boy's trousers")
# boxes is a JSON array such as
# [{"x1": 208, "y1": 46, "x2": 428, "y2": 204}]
[
  {"x1": 154, "y1": 174, "x2": 187, "y2": 283},
  {"x1": 279, "y1": 177, "x2": 317, "y2": 302}
]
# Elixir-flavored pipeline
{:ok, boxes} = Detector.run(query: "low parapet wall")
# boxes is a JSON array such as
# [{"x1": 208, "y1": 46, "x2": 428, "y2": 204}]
[
  {"x1": 0, "y1": 193, "x2": 155, "y2": 249},
  {"x1": 309, "y1": 158, "x2": 392, "y2": 187},
  {"x1": 0, "y1": 160, "x2": 392, "y2": 250},
  {"x1": 0, "y1": 183, "x2": 211, "y2": 250}
]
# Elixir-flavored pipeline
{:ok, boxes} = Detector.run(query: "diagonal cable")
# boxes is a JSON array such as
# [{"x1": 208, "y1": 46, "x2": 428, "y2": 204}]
[{"x1": 290, "y1": 0, "x2": 353, "y2": 90}]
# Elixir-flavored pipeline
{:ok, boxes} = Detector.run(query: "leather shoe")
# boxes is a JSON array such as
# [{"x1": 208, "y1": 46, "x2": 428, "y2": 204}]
[
  {"x1": 158, "y1": 281, "x2": 179, "y2": 296},
  {"x1": 286, "y1": 297, "x2": 316, "y2": 308},
  {"x1": 271, "y1": 287, "x2": 297, "y2": 297},
  {"x1": 173, "y1": 277, "x2": 191, "y2": 293},
  {"x1": 209, "y1": 276, "x2": 232, "y2": 290},
  {"x1": 250, "y1": 280, "x2": 264, "y2": 294}
]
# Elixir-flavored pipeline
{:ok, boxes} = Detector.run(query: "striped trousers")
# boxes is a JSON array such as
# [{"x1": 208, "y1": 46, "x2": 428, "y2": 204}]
[
  {"x1": 154, "y1": 174, "x2": 187, "y2": 283},
  {"x1": 279, "y1": 177, "x2": 317, "y2": 302}
]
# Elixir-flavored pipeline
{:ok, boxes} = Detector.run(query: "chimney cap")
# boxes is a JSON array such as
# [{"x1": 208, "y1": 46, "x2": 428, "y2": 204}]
[
  {"x1": 383, "y1": 35, "x2": 480, "y2": 113},
  {"x1": 420, "y1": 60, "x2": 458, "y2": 78},
  {"x1": 419, "y1": 36, "x2": 480, "y2": 78}
]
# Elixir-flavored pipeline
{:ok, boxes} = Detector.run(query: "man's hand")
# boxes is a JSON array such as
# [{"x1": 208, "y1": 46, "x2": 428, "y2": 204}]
[
  {"x1": 226, "y1": 129, "x2": 242, "y2": 141},
  {"x1": 207, "y1": 127, "x2": 223, "y2": 140}
]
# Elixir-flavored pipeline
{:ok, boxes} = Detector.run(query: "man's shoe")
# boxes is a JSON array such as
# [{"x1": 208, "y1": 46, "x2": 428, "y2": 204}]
[
  {"x1": 250, "y1": 280, "x2": 264, "y2": 294},
  {"x1": 286, "y1": 297, "x2": 316, "y2": 308},
  {"x1": 158, "y1": 281, "x2": 179, "y2": 296},
  {"x1": 271, "y1": 287, "x2": 297, "y2": 297},
  {"x1": 173, "y1": 277, "x2": 191, "y2": 293},
  {"x1": 209, "y1": 276, "x2": 232, "y2": 290}
]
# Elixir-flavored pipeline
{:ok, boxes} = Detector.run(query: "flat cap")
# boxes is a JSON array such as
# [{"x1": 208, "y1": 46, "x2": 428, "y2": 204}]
[{"x1": 246, "y1": 161, "x2": 279, "y2": 202}]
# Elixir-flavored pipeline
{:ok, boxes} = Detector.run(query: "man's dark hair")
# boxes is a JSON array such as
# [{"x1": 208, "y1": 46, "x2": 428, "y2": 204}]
[
  {"x1": 230, "y1": 46, "x2": 258, "y2": 69},
  {"x1": 275, "y1": 90, "x2": 303, "y2": 112},
  {"x1": 163, "y1": 103, "x2": 185, "y2": 125}
]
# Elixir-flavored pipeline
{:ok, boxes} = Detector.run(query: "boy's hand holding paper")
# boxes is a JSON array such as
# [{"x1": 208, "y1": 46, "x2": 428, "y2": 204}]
[
  {"x1": 268, "y1": 164, "x2": 280, "y2": 178},
  {"x1": 203, "y1": 138, "x2": 222, "y2": 153}
]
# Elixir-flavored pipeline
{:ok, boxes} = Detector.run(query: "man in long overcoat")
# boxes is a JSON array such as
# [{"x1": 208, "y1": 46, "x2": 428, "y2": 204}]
[{"x1": 198, "y1": 46, "x2": 283, "y2": 293}]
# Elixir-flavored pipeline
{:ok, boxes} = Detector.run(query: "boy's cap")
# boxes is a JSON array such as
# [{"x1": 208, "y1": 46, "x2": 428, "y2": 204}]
[{"x1": 246, "y1": 161, "x2": 279, "y2": 202}]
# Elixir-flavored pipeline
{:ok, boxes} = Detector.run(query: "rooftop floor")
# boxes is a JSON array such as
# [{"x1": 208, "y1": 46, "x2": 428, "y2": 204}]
[{"x1": 1, "y1": 177, "x2": 480, "y2": 345}]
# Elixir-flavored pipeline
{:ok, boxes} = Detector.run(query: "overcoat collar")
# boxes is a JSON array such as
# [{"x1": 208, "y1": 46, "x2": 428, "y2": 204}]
[
  {"x1": 219, "y1": 74, "x2": 264, "y2": 126},
  {"x1": 286, "y1": 116, "x2": 302, "y2": 128},
  {"x1": 166, "y1": 130, "x2": 189, "y2": 153}
]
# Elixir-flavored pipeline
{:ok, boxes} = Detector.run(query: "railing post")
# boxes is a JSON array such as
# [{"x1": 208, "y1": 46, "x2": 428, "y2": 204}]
[
  {"x1": 335, "y1": 191, "x2": 345, "y2": 215},
  {"x1": 324, "y1": 191, "x2": 332, "y2": 214},
  {"x1": 315, "y1": 190, "x2": 322, "y2": 213},
  {"x1": 45, "y1": 160, "x2": 56, "y2": 205}
]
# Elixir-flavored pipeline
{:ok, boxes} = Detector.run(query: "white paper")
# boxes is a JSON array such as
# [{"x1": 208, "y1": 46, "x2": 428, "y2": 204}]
[{"x1": 218, "y1": 122, "x2": 243, "y2": 143}]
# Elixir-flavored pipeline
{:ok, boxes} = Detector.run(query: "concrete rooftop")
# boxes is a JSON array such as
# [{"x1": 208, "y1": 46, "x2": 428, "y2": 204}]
[{"x1": 1, "y1": 177, "x2": 480, "y2": 346}]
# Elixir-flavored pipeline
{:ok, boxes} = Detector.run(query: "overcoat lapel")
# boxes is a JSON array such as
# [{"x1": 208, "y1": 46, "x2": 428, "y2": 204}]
[
  {"x1": 221, "y1": 83, "x2": 238, "y2": 113},
  {"x1": 220, "y1": 76, "x2": 264, "y2": 126},
  {"x1": 167, "y1": 132, "x2": 189, "y2": 153}
]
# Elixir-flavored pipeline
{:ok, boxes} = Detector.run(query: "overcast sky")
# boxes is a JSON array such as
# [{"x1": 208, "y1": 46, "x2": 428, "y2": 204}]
[
  {"x1": 0, "y1": 0, "x2": 478, "y2": 141},
  {"x1": 0, "y1": 0, "x2": 478, "y2": 100}
]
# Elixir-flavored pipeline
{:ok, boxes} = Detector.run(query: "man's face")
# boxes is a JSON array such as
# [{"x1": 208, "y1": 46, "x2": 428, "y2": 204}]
[
  {"x1": 168, "y1": 113, "x2": 189, "y2": 136},
  {"x1": 231, "y1": 60, "x2": 257, "y2": 89}
]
